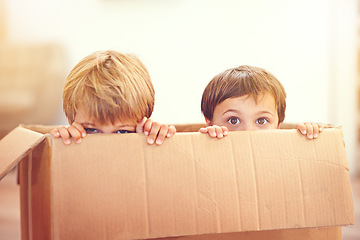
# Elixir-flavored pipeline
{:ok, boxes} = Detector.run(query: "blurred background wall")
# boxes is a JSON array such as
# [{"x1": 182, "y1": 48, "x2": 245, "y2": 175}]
[{"x1": 0, "y1": 0, "x2": 359, "y2": 175}]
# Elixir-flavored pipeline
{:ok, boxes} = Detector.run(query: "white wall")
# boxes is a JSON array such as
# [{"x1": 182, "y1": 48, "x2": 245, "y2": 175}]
[{"x1": 4, "y1": 0, "x2": 358, "y2": 174}]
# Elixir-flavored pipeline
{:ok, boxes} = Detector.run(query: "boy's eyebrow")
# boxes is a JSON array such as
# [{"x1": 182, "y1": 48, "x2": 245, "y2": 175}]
[
  {"x1": 222, "y1": 109, "x2": 275, "y2": 116},
  {"x1": 223, "y1": 109, "x2": 242, "y2": 115},
  {"x1": 256, "y1": 110, "x2": 276, "y2": 116}
]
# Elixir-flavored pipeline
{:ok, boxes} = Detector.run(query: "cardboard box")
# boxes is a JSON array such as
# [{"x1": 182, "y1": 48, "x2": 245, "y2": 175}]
[{"x1": 0, "y1": 124, "x2": 354, "y2": 240}]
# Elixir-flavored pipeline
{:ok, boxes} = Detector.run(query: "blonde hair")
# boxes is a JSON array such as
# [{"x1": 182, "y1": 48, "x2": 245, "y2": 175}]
[
  {"x1": 201, "y1": 65, "x2": 286, "y2": 124},
  {"x1": 63, "y1": 50, "x2": 155, "y2": 124}
]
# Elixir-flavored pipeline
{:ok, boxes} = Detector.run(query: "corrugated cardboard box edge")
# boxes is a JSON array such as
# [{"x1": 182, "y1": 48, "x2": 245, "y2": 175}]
[{"x1": 0, "y1": 126, "x2": 354, "y2": 239}]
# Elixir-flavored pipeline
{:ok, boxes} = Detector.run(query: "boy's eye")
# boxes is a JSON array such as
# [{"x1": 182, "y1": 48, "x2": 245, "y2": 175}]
[
  {"x1": 84, "y1": 128, "x2": 101, "y2": 134},
  {"x1": 256, "y1": 118, "x2": 268, "y2": 125},
  {"x1": 115, "y1": 130, "x2": 135, "y2": 134},
  {"x1": 228, "y1": 117, "x2": 240, "y2": 125}
]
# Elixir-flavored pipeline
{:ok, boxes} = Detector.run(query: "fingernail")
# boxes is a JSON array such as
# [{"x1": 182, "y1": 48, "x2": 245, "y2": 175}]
[
  {"x1": 302, "y1": 130, "x2": 307, "y2": 134},
  {"x1": 308, "y1": 134, "x2": 313, "y2": 139},
  {"x1": 319, "y1": 128, "x2": 323, "y2": 131},
  {"x1": 314, "y1": 133, "x2": 318, "y2": 138},
  {"x1": 82, "y1": 132, "x2": 86, "y2": 137},
  {"x1": 167, "y1": 133, "x2": 171, "y2": 137},
  {"x1": 148, "y1": 138, "x2": 154, "y2": 144},
  {"x1": 145, "y1": 131, "x2": 149, "y2": 136},
  {"x1": 156, "y1": 139, "x2": 162, "y2": 145},
  {"x1": 218, "y1": 133, "x2": 223, "y2": 138},
  {"x1": 76, "y1": 139, "x2": 82, "y2": 144},
  {"x1": 224, "y1": 131, "x2": 228, "y2": 136},
  {"x1": 65, "y1": 140, "x2": 71, "y2": 145}
]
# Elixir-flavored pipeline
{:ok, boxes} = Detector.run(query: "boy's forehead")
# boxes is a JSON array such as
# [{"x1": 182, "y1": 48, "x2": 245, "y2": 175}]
[
  {"x1": 218, "y1": 93, "x2": 277, "y2": 113},
  {"x1": 254, "y1": 92, "x2": 276, "y2": 105},
  {"x1": 237, "y1": 93, "x2": 276, "y2": 106}
]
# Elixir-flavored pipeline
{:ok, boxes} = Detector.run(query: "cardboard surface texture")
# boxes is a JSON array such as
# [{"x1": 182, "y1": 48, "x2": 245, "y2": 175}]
[{"x1": 0, "y1": 125, "x2": 354, "y2": 240}]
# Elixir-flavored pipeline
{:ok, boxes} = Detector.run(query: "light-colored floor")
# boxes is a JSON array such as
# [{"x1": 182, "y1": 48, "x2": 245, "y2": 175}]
[{"x1": 1, "y1": 168, "x2": 360, "y2": 239}]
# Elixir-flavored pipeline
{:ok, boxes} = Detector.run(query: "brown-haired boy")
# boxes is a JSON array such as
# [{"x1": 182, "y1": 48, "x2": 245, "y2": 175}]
[
  {"x1": 199, "y1": 65, "x2": 323, "y2": 139},
  {"x1": 51, "y1": 50, "x2": 176, "y2": 145}
]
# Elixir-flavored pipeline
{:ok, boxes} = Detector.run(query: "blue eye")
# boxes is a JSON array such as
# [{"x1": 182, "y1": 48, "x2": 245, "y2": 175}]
[
  {"x1": 228, "y1": 117, "x2": 240, "y2": 125},
  {"x1": 84, "y1": 128, "x2": 101, "y2": 134},
  {"x1": 256, "y1": 118, "x2": 268, "y2": 125},
  {"x1": 115, "y1": 130, "x2": 134, "y2": 134}
]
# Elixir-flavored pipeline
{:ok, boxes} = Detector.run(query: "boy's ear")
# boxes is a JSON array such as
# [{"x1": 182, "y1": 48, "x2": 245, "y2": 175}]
[{"x1": 205, "y1": 117, "x2": 212, "y2": 126}]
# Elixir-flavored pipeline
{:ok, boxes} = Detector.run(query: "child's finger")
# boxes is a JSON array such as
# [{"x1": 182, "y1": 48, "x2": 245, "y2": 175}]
[
  {"x1": 167, "y1": 125, "x2": 176, "y2": 138},
  {"x1": 296, "y1": 123, "x2": 307, "y2": 135},
  {"x1": 136, "y1": 117, "x2": 147, "y2": 133},
  {"x1": 214, "y1": 125, "x2": 224, "y2": 139},
  {"x1": 147, "y1": 121, "x2": 160, "y2": 145},
  {"x1": 311, "y1": 123, "x2": 320, "y2": 139},
  {"x1": 155, "y1": 125, "x2": 169, "y2": 145},
  {"x1": 72, "y1": 122, "x2": 87, "y2": 137},
  {"x1": 221, "y1": 126, "x2": 229, "y2": 136},
  {"x1": 67, "y1": 125, "x2": 83, "y2": 144},
  {"x1": 57, "y1": 126, "x2": 72, "y2": 145},
  {"x1": 318, "y1": 123, "x2": 324, "y2": 133},
  {"x1": 50, "y1": 128, "x2": 60, "y2": 138},
  {"x1": 143, "y1": 118, "x2": 153, "y2": 136},
  {"x1": 305, "y1": 122, "x2": 314, "y2": 139},
  {"x1": 198, "y1": 127, "x2": 209, "y2": 134},
  {"x1": 207, "y1": 127, "x2": 217, "y2": 138}
]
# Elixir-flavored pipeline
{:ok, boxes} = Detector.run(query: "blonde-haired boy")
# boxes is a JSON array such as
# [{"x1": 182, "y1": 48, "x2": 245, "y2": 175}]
[
  {"x1": 199, "y1": 65, "x2": 323, "y2": 139},
  {"x1": 51, "y1": 50, "x2": 176, "y2": 145}
]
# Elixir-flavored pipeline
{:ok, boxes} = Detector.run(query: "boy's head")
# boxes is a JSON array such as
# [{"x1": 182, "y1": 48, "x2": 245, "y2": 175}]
[
  {"x1": 63, "y1": 50, "x2": 155, "y2": 127},
  {"x1": 201, "y1": 65, "x2": 286, "y2": 131}
]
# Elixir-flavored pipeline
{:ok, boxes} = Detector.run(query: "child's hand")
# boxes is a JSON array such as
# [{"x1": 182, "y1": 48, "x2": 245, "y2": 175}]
[
  {"x1": 296, "y1": 122, "x2": 324, "y2": 140},
  {"x1": 50, "y1": 122, "x2": 87, "y2": 145},
  {"x1": 136, "y1": 117, "x2": 176, "y2": 145},
  {"x1": 198, "y1": 125, "x2": 229, "y2": 139}
]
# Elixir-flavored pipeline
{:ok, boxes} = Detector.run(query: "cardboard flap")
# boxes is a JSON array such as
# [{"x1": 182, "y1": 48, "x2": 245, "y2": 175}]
[{"x1": 0, "y1": 125, "x2": 45, "y2": 180}]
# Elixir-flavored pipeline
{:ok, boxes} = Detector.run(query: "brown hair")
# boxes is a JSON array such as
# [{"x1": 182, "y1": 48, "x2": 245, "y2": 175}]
[
  {"x1": 63, "y1": 50, "x2": 155, "y2": 125},
  {"x1": 201, "y1": 65, "x2": 286, "y2": 124}
]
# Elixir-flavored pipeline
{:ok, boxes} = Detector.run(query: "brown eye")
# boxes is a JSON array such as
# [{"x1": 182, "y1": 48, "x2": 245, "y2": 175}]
[
  {"x1": 228, "y1": 117, "x2": 240, "y2": 125},
  {"x1": 84, "y1": 128, "x2": 101, "y2": 134},
  {"x1": 256, "y1": 118, "x2": 268, "y2": 125},
  {"x1": 115, "y1": 130, "x2": 135, "y2": 134}
]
